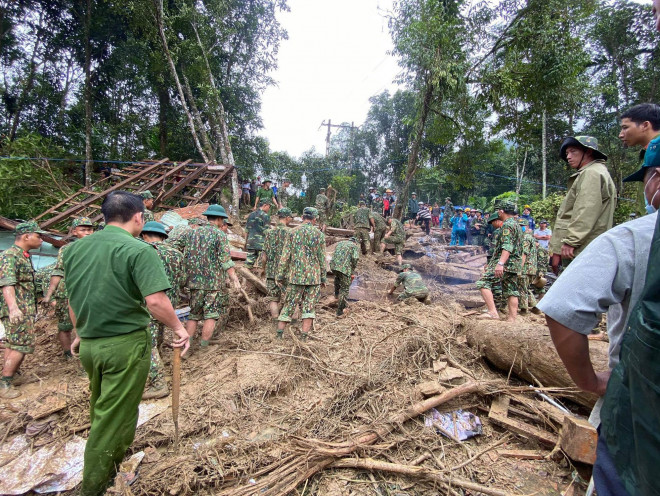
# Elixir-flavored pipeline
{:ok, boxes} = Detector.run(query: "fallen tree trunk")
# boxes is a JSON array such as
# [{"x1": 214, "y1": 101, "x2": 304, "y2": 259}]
[
  {"x1": 466, "y1": 321, "x2": 608, "y2": 408},
  {"x1": 237, "y1": 267, "x2": 268, "y2": 294}
]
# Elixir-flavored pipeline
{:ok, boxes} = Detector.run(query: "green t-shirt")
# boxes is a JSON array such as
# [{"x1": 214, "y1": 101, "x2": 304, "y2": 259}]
[
  {"x1": 63, "y1": 225, "x2": 171, "y2": 338},
  {"x1": 256, "y1": 188, "x2": 275, "y2": 203}
]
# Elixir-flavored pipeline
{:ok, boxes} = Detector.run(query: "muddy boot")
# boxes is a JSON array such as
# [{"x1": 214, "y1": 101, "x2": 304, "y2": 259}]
[
  {"x1": 0, "y1": 378, "x2": 21, "y2": 399},
  {"x1": 142, "y1": 379, "x2": 168, "y2": 400},
  {"x1": 530, "y1": 307, "x2": 542, "y2": 315}
]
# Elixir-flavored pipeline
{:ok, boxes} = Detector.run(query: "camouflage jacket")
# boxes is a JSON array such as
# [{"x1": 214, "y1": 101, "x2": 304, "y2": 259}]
[
  {"x1": 444, "y1": 200, "x2": 454, "y2": 215},
  {"x1": 330, "y1": 240, "x2": 359, "y2": 276},
  {"x1": 152, "y1": 241, "x2": 185, "y2": 307},
  {"x1": 50, "y1": 240, "x2": 76, "y2": 299},
  {"x1": 263, "y1": 223, "x2": 290, "y2": 279},
  {"x1": 354, "y1": 206, "x2": 372, "y2": 229},
  {"x1": 496, "y1": 218, "x2": 523, "y2": 274},
  {"x1": 371, "y1": 211, "x2": 387, "y2": 232},
  {"x1": 315, "y1": 194, "x2": 330, "y2": 213},
  {"x1": 388, "y1": 219, "x2": 406, "y2": 243},
  {"x1": 277, "y1": 222, "x2": 326, "y2": 285},
  {"x1": 522, "y1": 232, "x2": 538, "y2": 275},
  {"x1": 144, "y1": 209, "x2": 155, "y2": 222},
  {"x1": 278, "y1": 188, "x2": 290, "y2": 207},
  {"x1": 246, "y1": 209, "x2": 270, "y2": 250},
  {"x1": 0, "y1": 245, "x2": 37, "y2": 318},
  {"x1": 395, "y1": 271, "x2": 428, "y2": 294},
  {"x1": 166, "y1": 224, "x2": 191, "y2": 246},
  {"x1": 174, "y1": 224, "x2": 235, "y2": 290},
  {"x1": 486, "y1": 228, "x2": 501, "y2": 261}
]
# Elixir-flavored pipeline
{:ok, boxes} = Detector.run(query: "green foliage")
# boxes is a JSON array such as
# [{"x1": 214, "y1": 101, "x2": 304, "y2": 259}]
[{"x1": 529, "y1": 193, "x2": 565, "y2": 227}]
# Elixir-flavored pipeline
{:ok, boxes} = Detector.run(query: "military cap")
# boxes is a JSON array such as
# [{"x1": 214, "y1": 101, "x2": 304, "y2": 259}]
[
  {"x1": 258, "y1": 199, "x2": 270, "y2": 207},
  {"x1": 518, "y1": 218, "x2": 529, "y2": 227},
  {"x1": 625, "y1": 134, "x2": 660, "y2": 182},
  {"x1": 203, "y1": 204, "x2": 229, "y2": 218},
  {"x1": 138, "y1": 190, "x2": 154, "y2": 199},
  {"x1": 560, "y1": 136, "x2": 607, "y2": 162},
  {"x1": 487, "y1": 212, "x2": 500, "y2": 224},
  {"x1": 400, "y1": 264, "x2": 412, "y2": 272},
  {"x1": 262, "y1": 179, "x2": 272, "y2": 185},
  {"x1": 411, "y1": 192, "x2": 417, "y2": 195},
  {"x1": 498, "y1": 200, "x2": 517, "y2": 213},
  {"x1": 71, "y1": 217, "x2": 94, "y2": 228},
  {"x1": 277, "y1": 207, "x2": 293, "y2": 217},
  {"x1": 539, "y1": 219, "x2": 548, "y2": 224},
  {"x1": 142, "y1": 221, "x2": 168, "y2": 238},
  {"x1": 456, "y1": 206, "x2": 464, "y2": 211},
  {"x1": 369, "y1": 186, "x2": 375, "y2": 190},
  {"x1": 349, "y1": 236, "x2": 358, "y2": 243},
  {"x1": 15, "y1": 220, "x2": 48, "y2": 235},
  {"x1": 445, "y1": 197, "x2": 451, "y2": 201},
  {"x1": 319, "y1": 187, "x2": 326, "y2": 192},
  {"x1": 303, "y1": 207, "x2": 319, "y2": 219},
  {"x1": 358, "y1": 200, "x2": 366, "y2": 206}
]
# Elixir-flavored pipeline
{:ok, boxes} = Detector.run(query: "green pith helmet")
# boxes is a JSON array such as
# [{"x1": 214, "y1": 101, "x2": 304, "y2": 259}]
[
  {"x1": 487, "y1": 212, "x2": 500, "y2": 224},
  {"x1": 349, "y1": 236, "x2": 358, "y2": 243},
  {"x1": 142, "y1": 221, "x2": 168, "y2": 238},
  {"x1": 358, "y1": 200, "x2": 366, "y2": 206},
  {"x1": 303, "y1": 207, "x2": 319, "y2": 219},
  {"x1": 498, "y1": 200, "x2": 517, "y2": 213},
  {"x1": 400, "y1": 264, "x2": 412, "y2": 272},
  {"x1": 518, "y1": 218, "x2": 529, "y2": 227},
  {"x1": 277, "y1": 207, "x2": 293, "y2": 217},
  {"x1": 14, "y1": 220, "x2": 48, "y2": 235},
  {"x1": 138, "y1": 190, "x2": 154, "y2": 199},
  {"x1": 258, "y1": 199, "x2": 270, "y2": 207},
  {"x1": 203, "y1": 204, "x2": 229, "y2": 218},
  {"x1": 559, "y1": 136, "x2": 607, "y2": 162},
  {"x1": 71, "y1": 217, "x2": 94, "y2": 228}
]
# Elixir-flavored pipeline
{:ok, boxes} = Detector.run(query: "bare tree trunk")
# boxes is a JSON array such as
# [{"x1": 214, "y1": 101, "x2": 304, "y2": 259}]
[
  {"x1": 158, "y1": 85, "x2": 169, "y2": 157},
  {"x1": 182, "y1": 73, "x2": 215, "y2": 162},
  {"x1": 153, "y1": 0, "x2": 209, "y2": 163},
  {"x1": 541, "y1": 109, "x2": 547, "y2": 199},
  {"x1": 83, "y1": 0, "x2": 93, "y2": 186},
  {"x1": 515, "y1": 148, "x2": 528, "y2": 205}
]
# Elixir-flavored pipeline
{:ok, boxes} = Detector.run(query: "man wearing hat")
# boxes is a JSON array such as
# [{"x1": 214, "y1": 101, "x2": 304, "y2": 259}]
[
  {"x1": 174, "y1": 204, "x2": 241, "y2": 350},
  {"x1": 478, "y1": 212, "x2": 505, "y2": 310},
  {"x1": 330, "y1": 236, "x2": 360, "y2": 317},
  {"x1": 521, "y1": 205, "x2": 535, "y2": 231},
  {"x1": 353, "y1": 200, "x2": 374, "y2": 255},
  {"x1": 0, "y1": 221, "x2": 47, "y2": 398},
  {"x1": 42, "y1": 217, "x2": 95, "y2": 360},
  {"x1": 166, "y1": 217, "x2": 204, "y2": 246},
  {"x1": 549, "y1": 136, "x2": 616, "y2": 274},
  {"x1": 533, "y1": 219, "x2": 552, "y2": 250},
  {"x1": 371, "y1": 209, "x2": 388, "y2": 254},
  {"x1": 450, "y1": 207, "x2": 468, "y2": 246},
  {"x1": 407, "y1": 193, "x2": 419, "y2": 227},
  {"x1": 140, "y1": 221, "x2": 185, "y2": 399},
  {"x1": 518, "y1": 218, "x2": 538, "y2": 314},
  {"x1": 139, "y1": 190, "x2": 155, "y2": 222},
  {"x1": 368, "y1": 186, "x2": 377, "y2": 207},
  {"x1": 381, "y1": 216, "x2": 406, "y2": 265},
  {"x1": 278, "y1": 179, "x2": 292, "y2": 208},
  {"x1": 442, "y1": 197, "x2": 454, "y2": 229},
  {"x1": 416, "y1": 201, "x2": 432, "y2": 235},
  {"x1": 263, "y1": 208, "x2": 294, "y2": 322},
  {"x1": 476, "y1": 200, "x2": 523, "y2": 321},
  {"x1": 275, "y1": 207, "x2": 326, "y2": 339},
  {"x1": 315, "y1": 187, "x2": 331, "y2": 233},
  {"x1": 253, "y1": 179, "x2": 277, "y2": 211},
  {"x1": 388, "y1": 264, "x2": 429, "y2": 303},
  {"x1": 245, "y1": 200, "x2": 272, "y2": 269}
]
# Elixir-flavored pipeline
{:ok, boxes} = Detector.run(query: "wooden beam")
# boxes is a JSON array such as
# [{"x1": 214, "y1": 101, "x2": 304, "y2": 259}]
[
  {"x1": 192, "y1": 166, "x2": 232, "y2": 205},
  {"x1": 33, "y1": 190, "x2": 89, "y2": 221},
  {"x1": 140, "y1": 160, "x2": 191, "y2": 205},
  {"x1": 157, "y1": 164, "x2": 208, "y2": 204},
  {"x1": 488, "y1": 396, "x2": 558, "y2": 447}
]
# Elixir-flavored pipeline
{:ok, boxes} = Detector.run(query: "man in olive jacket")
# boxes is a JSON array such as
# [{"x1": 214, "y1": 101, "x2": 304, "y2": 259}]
[{"x1": 550, "y1": 136, "x2": 616, "y2": 273}]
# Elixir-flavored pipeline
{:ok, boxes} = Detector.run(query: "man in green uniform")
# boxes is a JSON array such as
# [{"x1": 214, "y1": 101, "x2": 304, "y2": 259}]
[
  {"x1": 518, "y1": 218, "x2": 538, "y2": 313},
  {"x1": 174, "y1": 204, "x2": 241, "y2": 350},
  {"x1": 389, "y1": 264, "x2": 429, "y2": 302},
  {"x1": 245, "y1": 200, "x2": 271, "y2": 268},
  {"x1": 278, "y1": 179, "x2": 292, "y2": 208},
  {"x1": 139, "y1": 190, "x2": 155, "y2": 222},
  {"x1": 42, "y1": 217, "x2": 95, "y2": 359},
  {"x1": 0, "y1": 221, "x2": 47, "y2": 399},
  {"x1": 476, "y1": 200, "x2": 523, "y2": 322},
  {"x1": 253, "y1": 179, "x2": 278, "y2": 211},
  {"x1": 262, "y1": 207, "x2": 293, "y2": 321},
  {"x1": 140, "y1": 221, "x2": 185, "y2": 399},
  {"x1": 315, "y1": 188, "x2": 331, "y2": 233},
  {"x1": 330, "y1": 236, "x2": 359, "y2": 316},
  {"x1": 381, "y1": 216, "x2": 406, "y2": 265},
  {"x1": 550, "y1": 136, "x2": 616, "y2": 274},
  {"x1": 276, "y1": 207, "x2": 326, "y2": 339},
  {"x1": 442, "y1": 197, "x2": 454, "y2": 229},
  {"x1": 371, "y1": 210, "x2": 388, "y2": 254},
  {"x1": 353, "y1": 200, "x2": 373, "y2": 255},
  {"x1": 63, "y1": 191, "x2": 189, "y2": 496}
]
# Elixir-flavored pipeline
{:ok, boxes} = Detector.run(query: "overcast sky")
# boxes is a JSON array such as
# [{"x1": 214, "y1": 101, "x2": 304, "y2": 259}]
[{"x1": 259, "y1": 0, "x2": 402, "y2": 158}]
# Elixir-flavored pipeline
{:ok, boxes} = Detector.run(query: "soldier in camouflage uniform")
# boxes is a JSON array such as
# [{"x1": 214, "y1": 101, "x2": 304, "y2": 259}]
[
  {"x1": 477, "y1": 212, "x2": 505, "y2": 311},
  {"x1": 518, "y1": 218, "x2": 538, "y2": 313},
  {"x1": 315, "y1": 188, "x2": 331, "y2": 233},
  {"x1": 245, "y1": 200, "x2": 271, "y2": 268},
  {"x1": 174, "y1": 204, "x2": 241, "y2": 351},
  {"x1": 0, "y1": 221, "x2": 47, "y2": 399},
  {"x1": 278, "y1": 180, "x2": 292, "y2": 208},
  {"x1": 330, "y1": 236, "x2": 359, "y2": 316},
  {"x1": 42, "y1": 217, "x2": 95, "y2": 358},
  {"x1": 262, "y1": 207, "x2": 293, "y2": 320},
  {"x1": 166, "y1": 218, "x2": 204, "y2": 246},
  {"x1": 371, "y1": 210, "x2": 388, "y2": 254},
  {"x1": 442, "y1": 197, "x2": 454, "y2": 229},
  {"x1": 140, "y1": 221, "x2": 185, "y2": 399},
  {"x1": 353, "y1": 200, "x2": 373, "y2": 255},
  {"x1": 139, "y1": 190, "x2": 155, "y2": 222},
  {"x1": 476, "y1": 200, "x2": 523, "y2": 322},
  {"x1": 381, "y1": 217, "x2": 406, "y2": 265},
  {"x1": 276, "y1": 207, "x2": 326, "y2": 339},
  {"x1": 389, "y1": 264, "x2": 429, "y2": 302}
]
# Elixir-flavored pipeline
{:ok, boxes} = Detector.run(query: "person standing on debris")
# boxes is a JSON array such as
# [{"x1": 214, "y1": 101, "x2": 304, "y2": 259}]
[
  {"x1": 407, "y1": 192, "x2": 419, "y2": 227},
  {"x1": 431, "y1": 202, "x2": 441, "y2": 227},
  {"x1": 275, "y1": 207, "x2": 326, "y2": 339},
  {"x1": 370, "y1": 209, "x2": 388, "y2": 254},
  {"x1": 353, "y1": 200, "x2": 374, "y2": 255},
  {"x1": 42, "y1": 217, "x2": 95, "y2": 360},
  {"x1": 381, "y1": 216, "x2": 406, "y2": 265},
  {"x1": 63, "y1": 191, "x2": 189, "y2": 495},
  {"x1": 174, "y1": 204, "x2": 241, "y2": 351},
  {"x1": 476, "y1": 201, "x2": 523, "y2": 321},
  {"x1": 253, "y1": 179, "x2": 277, "y2": 211},
  {"x1": 140, "y1": 221, "x2": 185, "y2": 400},
  {"x1": 416, "y1": 201, "x2": 432, "y2": 235},
  {"x1": 0, "y1": 221, "x2": 47, "y2": 399},
  {"x1": 472, "y1": 210, "x2": 485, "y2": 247},
  {"x1": 278, "y1": 179, "x2": 292, "y2": 208},
  {"x1": 368, "y1": 186, "x2": 377, "y2": 207},
  {"x1": 245, "y1": 200, "x2": 271, "y2": 269},
  {"x1": 388, "y1": 264, "x2": 429, "y2": 303},
  {"x1": 533, "y1": 219, "x2": 552, "y2": 250},
  {"x1": 465, "y1": 208, "x2": 474, "y2": 244},
  {"x1": 139, "y1": 190, "x2": 155, "y2": 222},
  {"x1": 442, "y1": 197, "x2": 454, "y2": 228},
  {"x1": 315, "y1": 187, "x2": 331, "y2": 233},
  {"x1": 518, "y1": 218, "x2": 539, "y2": 314},
  {"x1": 549, "y1": 136, "x2": 616, "y2": 274},
  {"x1": 263, "y1": 207, "x2": 293, "y2": 321},
  {"x1": 330, "y1": 236, "x2": 360, "y2": 317},
  {"x1": 450, "y1": 207, "x2": 468, "y2": 246}
]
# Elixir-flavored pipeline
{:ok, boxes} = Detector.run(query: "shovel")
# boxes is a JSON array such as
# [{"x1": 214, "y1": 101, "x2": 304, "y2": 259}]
[{"x1": 172, "y1": 347, "x2": 181, "y2": 448}]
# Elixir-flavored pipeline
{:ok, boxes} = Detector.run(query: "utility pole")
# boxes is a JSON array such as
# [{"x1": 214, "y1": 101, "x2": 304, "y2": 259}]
[{"x1": 320, "y1": 120, "x2": 358, "y2": 163}]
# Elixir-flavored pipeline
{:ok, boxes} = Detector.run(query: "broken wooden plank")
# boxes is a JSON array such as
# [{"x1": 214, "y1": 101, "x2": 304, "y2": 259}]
[
  {"x1": 27, "y1": 382, "x2": 68, "y2": 420},
  {"x1": 488, "y1": 396, "x2": 558, "y2": 447},
  {"x1": 559, "y1": 416, "x2": 597, "y2": 464}
]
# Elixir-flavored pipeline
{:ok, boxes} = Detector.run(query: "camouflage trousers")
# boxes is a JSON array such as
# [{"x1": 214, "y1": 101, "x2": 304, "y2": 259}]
[
  {"x1": 54, "y1": 298, "x2": 73, "y2": 332},
  {"x1": 189, "y1": 289, "x2": 229, "y2": 321},
  {"x1": 333, "y1": 271, "x2": 351, "y2": 315},
  {"x1": 245, "y1": 249, "x2": 263, "y2": 268},
  {"x1": 354, "y1": 228, "x2": 370, "y2": 255},
  {"x1": 1, "y1": 315, "x2": 36, "y2": 354},
  {"x1": 278, "y1": 284, "x2": 321, "y2": 322},
  {"x1": 476, "y1": 270, "x2": 520, "y2": 299},
  {"x1": 266, "y1": 278, "x2": 286, "y2": 303},
  {"x1": 147, "y1": 319, "x2": 164, "y2": 387},
  {"x1": 372, "y1": 228, "x2": 386, "y2": 253},
  {"x1": 518, "y1": 275, "x2": 538, "y2": 310},
  {"x1": 318, "y1": 212, "x2": 327, "y2": 227},
  {"x1": 383, "y1": 236, "x2": 404, "y2": 255},
  {"x1": 397, "y1": 289, "x2": 429, "y2": 302}
]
